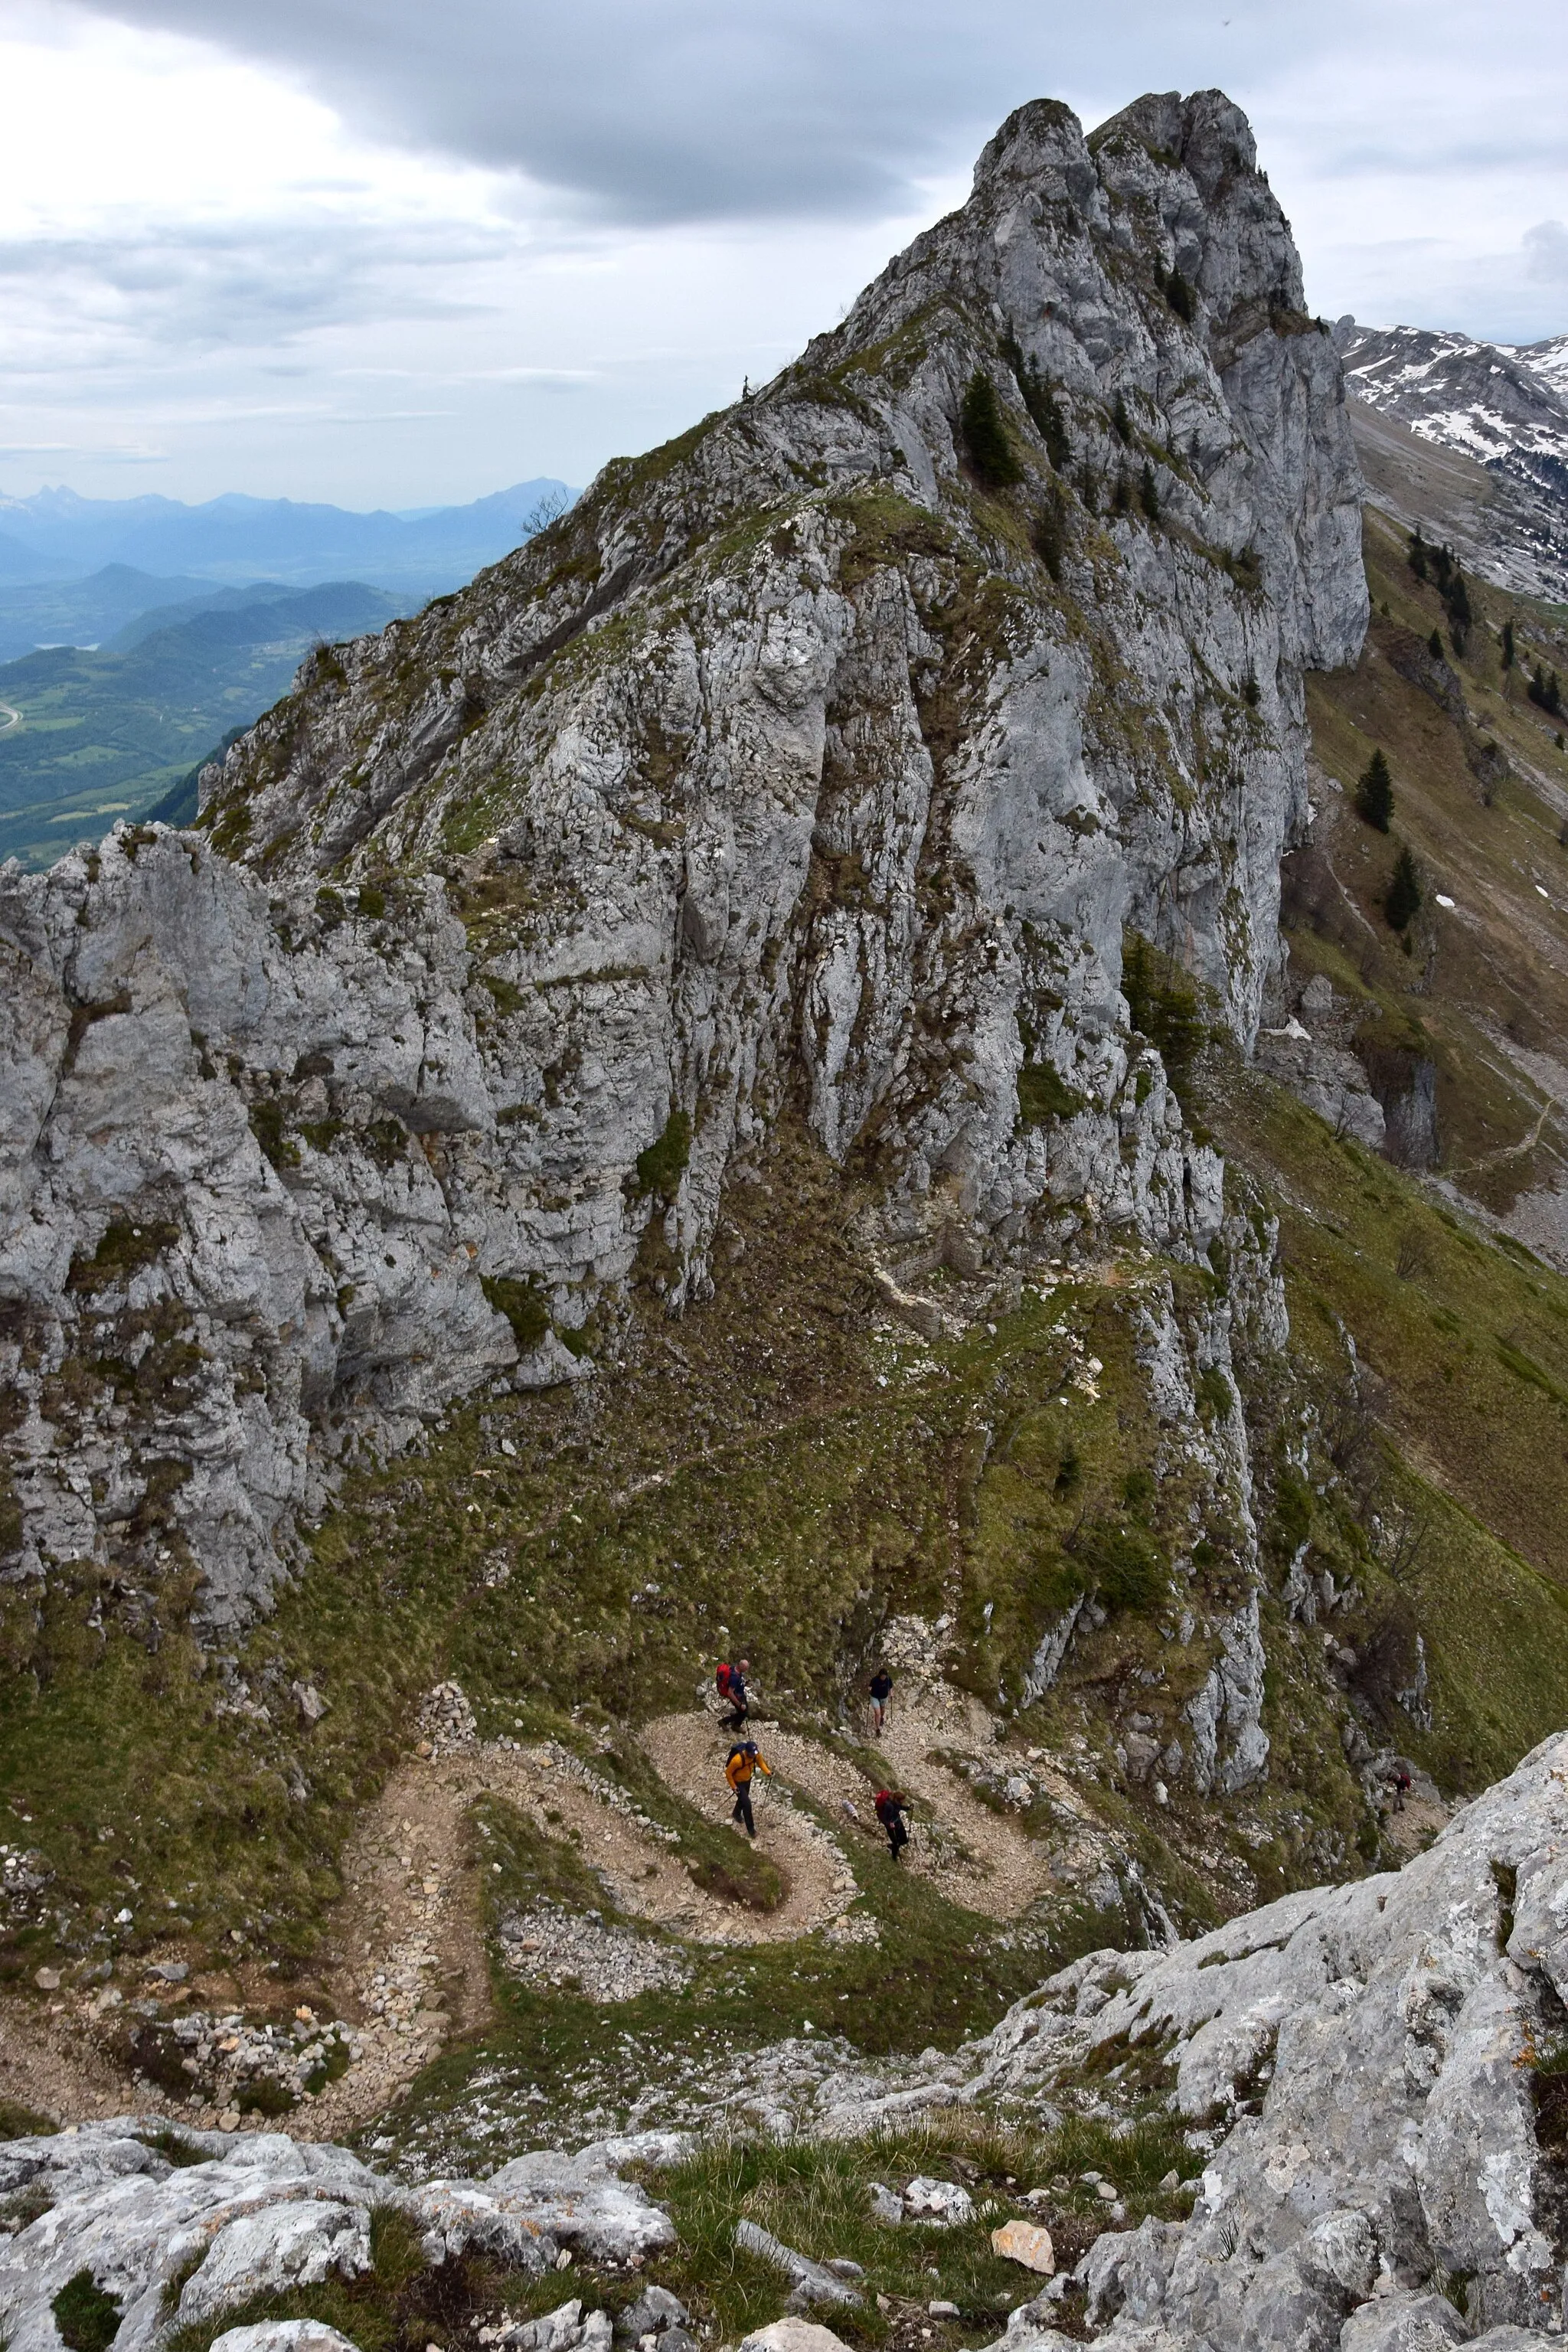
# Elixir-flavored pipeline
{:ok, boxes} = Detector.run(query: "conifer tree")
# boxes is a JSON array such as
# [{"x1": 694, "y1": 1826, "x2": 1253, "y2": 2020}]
[
  {"x1": 1019, "y1": 361, "x2": 1070, "y2": 468},
  {"x1": 1501, "y1": 618, "x2": 1515, "y2": 670},
  {"x1": 1165, "y1": 266, "x2": 1194, "y2": 322},
  {"x1": 1386, "y1": 844, "x2": 1422, "y2": 932},
  {"x1": 1428, "y1": 629, "x2": 1444, "y2": 662},
  {"x1": 1356, "y1": 746, "x2": 1393, "y2": 832},
  {"x1": 1139, "y1": 462, "x2": 1161, "y2": 523},
  {"x1": 1409, "y1": 527, "x2": 1429, "y2": 583},
  {"x1": 959, "y1": 371, "x2": 1021, "y2": 488}
]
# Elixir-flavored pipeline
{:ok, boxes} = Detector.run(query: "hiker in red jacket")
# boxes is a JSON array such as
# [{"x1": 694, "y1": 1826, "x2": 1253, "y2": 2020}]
[{"x1": 874, "y1": 1788, "x2": 910, "y2": 1862}]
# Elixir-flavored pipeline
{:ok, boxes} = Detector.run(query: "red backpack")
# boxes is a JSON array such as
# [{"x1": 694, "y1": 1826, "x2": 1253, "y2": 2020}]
[{"x1": 716, "y1": 1662, "x2": 735, "y2": 1700}]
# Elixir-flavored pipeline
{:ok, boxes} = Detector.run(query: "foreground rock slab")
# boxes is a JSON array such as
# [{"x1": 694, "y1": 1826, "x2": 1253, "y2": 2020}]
[
  {"x1": 971, "y1": 1728, "x2": 1568, "y2": 2349},
  {"x1": 0, "y1": 2126, "x2": 676, "y2": 2352}
]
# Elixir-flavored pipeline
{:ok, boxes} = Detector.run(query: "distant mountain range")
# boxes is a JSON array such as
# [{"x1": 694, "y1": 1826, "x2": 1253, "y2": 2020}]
[
  {"x1": 0, "y1": 478, "x2": 575, "y2": 593},
  {"x1": 1334, "y1": 320, "x2": 1568, "y2": 600},
  {"x1": 0, "y1": 476, "x2": 577, "y2": 867}
]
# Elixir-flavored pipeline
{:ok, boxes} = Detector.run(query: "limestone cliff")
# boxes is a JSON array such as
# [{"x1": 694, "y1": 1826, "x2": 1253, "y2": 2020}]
[{"x1": 0, "y1": 90, "x2": 1364, "y2": 1626}]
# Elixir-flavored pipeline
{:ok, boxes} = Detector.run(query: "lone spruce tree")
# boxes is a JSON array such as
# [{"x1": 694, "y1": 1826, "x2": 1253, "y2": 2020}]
[
  {"x1": 1356, "y1": 746, "x2": 1393, "y2": 832},
  {"x1": 959, "y1": 372, "x2": 1021, "y2": 488},
  {"x1": 1386, "y1": 844, "x2": 1423, "y2": 932}
]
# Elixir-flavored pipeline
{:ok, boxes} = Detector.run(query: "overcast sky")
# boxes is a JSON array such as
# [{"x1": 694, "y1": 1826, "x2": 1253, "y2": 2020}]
[{"x1": 0, "y1": 0, "x2": 1564, "y2": 510}]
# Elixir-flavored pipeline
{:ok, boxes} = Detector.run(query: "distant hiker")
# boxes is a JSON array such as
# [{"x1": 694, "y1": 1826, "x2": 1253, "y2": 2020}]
[
  {"x1": 874, "y1": 1788, "x2": 910, "y2": 1863},
  {"x1": 869, "y1": 1666, "x2": 893, "y2": 1736},
  {"x1": 723, "y1": 1658, "x2": 752, "y2": 1730},
  {"x1": 1390, "y1": 1762, "x2": 1412, "y2": 1815},
  {"x1": 727, "y1": 1740, "x2": 773, "y2": 1838}
]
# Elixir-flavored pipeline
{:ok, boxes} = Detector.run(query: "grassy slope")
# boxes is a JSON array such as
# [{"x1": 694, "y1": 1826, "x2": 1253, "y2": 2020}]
[
  {"x1": 1299, "y1": 504, "x2": 1568, "y2": 1212},
  {"x1": 1207, "y1": 500, "x2": 1568, "y2": 1788},
  {"x1": 1212, "y1": 1063, "x2": 1568, "y2": 1787}
]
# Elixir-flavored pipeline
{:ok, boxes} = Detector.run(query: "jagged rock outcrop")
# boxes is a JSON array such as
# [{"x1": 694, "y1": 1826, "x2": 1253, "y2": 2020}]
[
  {"x1": 0, "y1": 89, "x2": 1364, "y2": 1622},
  {"x1": 0, "y1": 2125, "x2": 680, "y2": 2352},
  {"x1": 967, "y1": 1729, "x2": 1568, "y2": 2349}
]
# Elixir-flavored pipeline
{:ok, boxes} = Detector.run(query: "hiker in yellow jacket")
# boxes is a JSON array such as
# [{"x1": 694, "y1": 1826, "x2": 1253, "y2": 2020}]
[{"x1": 725, "y1": 1740, "x2": 773, "y2": 1838}]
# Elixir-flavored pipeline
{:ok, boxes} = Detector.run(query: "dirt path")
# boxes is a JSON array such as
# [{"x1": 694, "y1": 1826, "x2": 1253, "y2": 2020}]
[
  {"x1": 651, "y1": 1688, "x2": 1058, "y2": 1922},
  {"x1": 639, "y1": 1712, "x2": 857, "y2": 1942},
  {"x1": 760, "y1": 1688, "x2": 1058, "y2": 1918},
  {"x1": 298, "y1": 1720, "x2": 858, "y2": 2136},
  {"x1": 0, "y1": 1994, "x2": 139, "y2": 2128},
  {"x1": 0, "y1": 1680, "x2": 1066, "y2": 2135}
]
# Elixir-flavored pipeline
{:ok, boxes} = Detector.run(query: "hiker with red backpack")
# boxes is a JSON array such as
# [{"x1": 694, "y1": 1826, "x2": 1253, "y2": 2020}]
[
  {"x1": 716, "y1": 1658, "x2": 751, "y2": 1731},
  {"x1": 874, "y1": 1787, "x2": 910, "y2": 1862}
]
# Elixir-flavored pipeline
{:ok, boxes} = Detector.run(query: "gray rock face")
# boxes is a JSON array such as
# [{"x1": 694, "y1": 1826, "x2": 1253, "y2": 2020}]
[
  {"x1": 964, "y1": 1728, "x2": 1568, "y2": 2348},
  {"x1": 0, "y1": 88, "x2": 1364, "y2": 1624},
  {"x1": 0, "y1": 2124, "x2": 671, "y2": 2352}
]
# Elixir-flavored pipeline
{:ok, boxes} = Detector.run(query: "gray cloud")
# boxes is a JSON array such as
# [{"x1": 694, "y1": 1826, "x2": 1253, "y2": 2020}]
[
  {"x1": 0, "y1": 214, "x2": 509, "y2": 352},
  {"x1": 4, "y1": 0, "x2": 1565, "y2": 506},
  {"x1": 80, "y1": 0, "x2": 1344, "y2": 225}
]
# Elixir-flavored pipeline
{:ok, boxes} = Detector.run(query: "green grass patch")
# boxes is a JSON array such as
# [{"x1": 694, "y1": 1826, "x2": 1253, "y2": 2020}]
[{"x1": 53, "y1": 2270, "x2": 123, "y2": 2352}]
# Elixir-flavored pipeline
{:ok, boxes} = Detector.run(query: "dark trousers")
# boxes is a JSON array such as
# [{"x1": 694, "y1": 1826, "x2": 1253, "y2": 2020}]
[
  {"x1": 725, "y1": 1701, "x2": 749, "y2": 1731},
  {"x1": 884, "y1": 1817, "x2": 908, "y2": 1860},
  {"x1": 732, "y1": 1785, "x2": 756, "y2": 1836}
]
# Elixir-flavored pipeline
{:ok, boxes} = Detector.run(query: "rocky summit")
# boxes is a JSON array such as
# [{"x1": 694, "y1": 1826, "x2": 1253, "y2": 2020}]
[
  {"x1": 8, "y1": 76, "x2": 1568, "y2": 2352},
  {"x1": 0, "y1": 87, "x2": 1361, "y2": 1624}
]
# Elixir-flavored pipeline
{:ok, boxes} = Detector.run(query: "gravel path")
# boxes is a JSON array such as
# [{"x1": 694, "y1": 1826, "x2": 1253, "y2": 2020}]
[
  {"x1": 0, "y1": 1675, "x2": 1073, "y2": 2135},
  {"x1": 639, "y1": 1712, "x2": 858, "y2": 1941}
]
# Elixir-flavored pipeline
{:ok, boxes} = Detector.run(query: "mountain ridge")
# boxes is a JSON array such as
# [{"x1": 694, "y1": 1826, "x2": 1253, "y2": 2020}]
[
  {"x1": 1334, "y1": 315, "x2": 1568, "y2": 598},
  {"x1": 14, "y1": 87, "x2": 1568, "y2": 2239},
  {"x1": 0, "y1": 478, "x2": 577, "y2": 593}
]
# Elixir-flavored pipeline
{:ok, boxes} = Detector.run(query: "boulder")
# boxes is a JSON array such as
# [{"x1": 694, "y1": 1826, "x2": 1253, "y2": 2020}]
[
  {"x1": 902, "y1": 2176, "x2": 974, "y2": 2226},
  {"x1": 614, "y1": 2287, "x2": 689, "y2": 2339},
  {"x1": 174, "y1": 2200, "x2": 371, "y2": 2324},
  {"x1": 990, "y1": 2220, "x2": 1055, "y2": 2274},
  {"x1": 484, "y1": 2151, "x2": 675, "y2": 2263},
  {"x1": 737, "y1": 2324, "x2": 854, "y2": 2352},
  {"x1": 210, "y1": 2326, "x2": 363, "y2": 2352}
]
